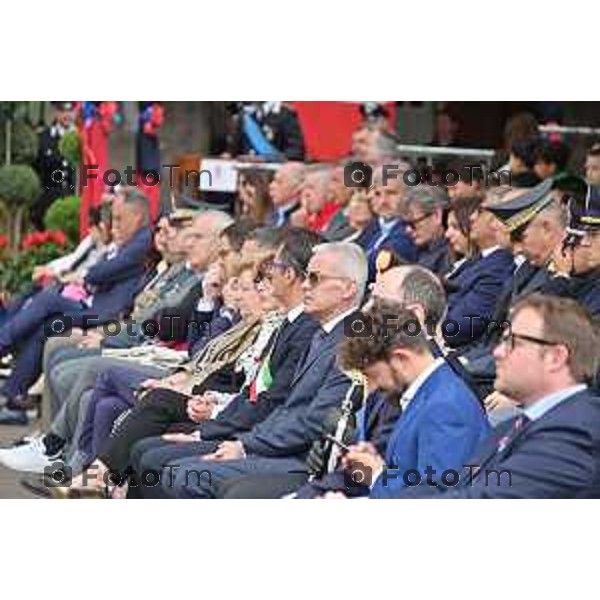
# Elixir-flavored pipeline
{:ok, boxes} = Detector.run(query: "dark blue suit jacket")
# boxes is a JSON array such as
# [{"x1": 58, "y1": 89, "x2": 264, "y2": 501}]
[
  {"x1": 237, "y1": 320, "x2": 355, "y2": 458},
  {"x1": 417, "y1": 237, "x2": 450, "y2": 275},
  {"x1": 199, "y1": 312, "x2": 320, "y2": 440},
  {"x1": 356, "y1": 219, "x2": 417, "y2": 281},
  {"x1": 84, "y1": 227, "x2": 153, "y2": 323},
  {"x1": 459, "y1": 261, "x2": 550, "y2": 384},
  {"x1": 370, "y1": 362, "x2": 489, "y2": 498},
  {"x1": 397, "y1": 390, "x2": 600, "y2": 499},
  {"x1": 445, "y1": 248, "x2": 515, "y2": 348},
  {"x1": 542, "y1": 267, "x2": 600, "y2": 321}
]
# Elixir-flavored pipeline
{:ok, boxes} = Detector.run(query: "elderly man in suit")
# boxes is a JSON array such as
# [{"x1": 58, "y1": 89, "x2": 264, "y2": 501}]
[
  {"x1": 0, "y1": 189, "x2": 153, "y2": 424},
  {"x1": 392, "y1": 293, "x2": 600, "y2": 499},
  {"x1": 143, "y1": 241, "x2": 368, "y2": 499}
]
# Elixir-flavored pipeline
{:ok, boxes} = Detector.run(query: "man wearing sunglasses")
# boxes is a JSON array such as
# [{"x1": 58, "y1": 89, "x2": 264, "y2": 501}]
[
  {"x1": 154, "y1": 241, "x2": 368, "y2": 499},
  {"x1": 391, "y1": 293, "x2": 600, "y2": 499}
]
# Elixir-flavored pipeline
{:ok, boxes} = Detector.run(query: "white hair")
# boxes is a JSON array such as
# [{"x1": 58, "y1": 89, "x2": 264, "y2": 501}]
[
  {"x1": 312, "y1": 242, "x2": 368, "y2": 303},
  {"x1": 196, "y1": 210, "x2": 234, "y2": 235},
  {"x1": 303, "y1": 165, "x2": 331, "y2": 193}
]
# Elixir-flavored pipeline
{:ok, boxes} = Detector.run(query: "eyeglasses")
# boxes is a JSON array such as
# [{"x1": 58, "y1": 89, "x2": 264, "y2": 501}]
[
  {"x1": 499, "y1": 330, "x2": 561, "y2": 352},
  {"x1": 305, "y1": 271, "x2": 347, "y2": 287},
  {"x1": 405, "y1": 212, "x2": 433, "y2": 228}
]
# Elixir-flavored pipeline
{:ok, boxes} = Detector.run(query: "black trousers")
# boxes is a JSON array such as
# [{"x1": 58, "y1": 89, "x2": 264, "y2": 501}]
[
  {"x1": 126, "y1": 436, "x2": 219, "y2": 499},
  {"x1": 97, "y1": 387, "x2": 195, "y2": 475}
]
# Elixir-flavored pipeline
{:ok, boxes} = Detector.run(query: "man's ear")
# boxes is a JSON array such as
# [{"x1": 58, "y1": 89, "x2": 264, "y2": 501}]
[
  {"x1": 389, "y1": 348, "x2": 411, "y2": 367},
  {"x1": 546, "y1": 344, "x2": 571, "y2": 374},
  {"x1": 403, "y1": 303, "x2": 426, "y2": 327},
  {"x1": 343, "y1": 280, "x2": 359, "y2": 303}
]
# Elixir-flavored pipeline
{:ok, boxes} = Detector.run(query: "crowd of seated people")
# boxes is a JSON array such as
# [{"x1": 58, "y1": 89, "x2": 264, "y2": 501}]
[{"x1": 0, "y1": 118, "x2": 600, "y2": 500}]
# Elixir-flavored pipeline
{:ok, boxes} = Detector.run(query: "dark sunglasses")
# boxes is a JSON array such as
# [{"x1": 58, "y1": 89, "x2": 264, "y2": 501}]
[{"x1": 305, "y1": 271, "x2": 347, "y2": 287}]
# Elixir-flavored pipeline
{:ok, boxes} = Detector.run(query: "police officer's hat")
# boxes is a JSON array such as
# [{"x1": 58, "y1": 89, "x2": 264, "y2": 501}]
[
  {"x1": 484, "y1": 178, "x2": 555, "y2": 232},
  {"x1": 552, "y1": 173, "x2": 588, "y2": 204},
  {"x1": 568, "y1": 185, "x2": 600, "y2": 233},
  {"x1": 168, "y1": 207, "x2": 197, "y2": 227}
]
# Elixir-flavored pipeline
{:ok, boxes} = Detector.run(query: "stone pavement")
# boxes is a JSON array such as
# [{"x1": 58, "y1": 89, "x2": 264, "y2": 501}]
[{"x1": 0, "y1": 423, "x2": 39, "y2": 498}]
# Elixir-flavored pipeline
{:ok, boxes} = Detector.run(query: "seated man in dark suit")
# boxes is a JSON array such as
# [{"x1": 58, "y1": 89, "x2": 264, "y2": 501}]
[
  {"x1": 404, "y1": 185, "x2": 450, "y2": 275},
  {"x1": 355, "y1": 170, "x2": 416, "y2": 281},
  {"x1": 142, "y1": 241, "x2": 368, "y2": 499},
  {"x1": 389, "y1": 293, "x2": 600, "y2": 499},
  {"x1": 0, "y1": 188, "x2": 153, "y2": 424}
]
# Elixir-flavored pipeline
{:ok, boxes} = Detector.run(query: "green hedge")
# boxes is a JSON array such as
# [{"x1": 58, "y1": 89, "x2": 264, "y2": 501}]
[
  {"x1": 0, "y1": 164, "x2": 41, "y2": 205},
  {"x1": 44, "y1": 195, "x2": 80, "y2": 245}
]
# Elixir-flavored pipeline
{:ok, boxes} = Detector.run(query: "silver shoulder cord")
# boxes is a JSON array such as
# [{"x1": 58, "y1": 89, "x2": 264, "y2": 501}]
[{"x1": 326, "y1": 371, "x2": 367, "y2": 474}]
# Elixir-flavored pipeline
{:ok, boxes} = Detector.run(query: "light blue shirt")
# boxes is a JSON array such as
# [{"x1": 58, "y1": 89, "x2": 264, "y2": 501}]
[
  {"x1": 370, "y1": 217, "x2": 398, "y2": 255},
  {"x1": 523, "y1": 384, "x2": 587, "y2": 422}
]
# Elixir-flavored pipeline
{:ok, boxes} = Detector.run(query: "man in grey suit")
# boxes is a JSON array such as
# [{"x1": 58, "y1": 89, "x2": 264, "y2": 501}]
[{"x1": 156, "y1": 241, "x2": 368, "y2": 499}]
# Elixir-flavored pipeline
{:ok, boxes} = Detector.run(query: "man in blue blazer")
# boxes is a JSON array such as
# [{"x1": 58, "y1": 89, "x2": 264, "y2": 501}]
[
  {"x1": 394, "y1": 294, "x2": 600, "y2": 499},
  {"x1": 355, "y1": 175, "x2": 416, "y2": 281},
  {"x1": 336, "y1": 300, "x2": 489, "y2": 499},
  {"x1": 0, "y1": 189, "x2": 153, "y2": 423}
]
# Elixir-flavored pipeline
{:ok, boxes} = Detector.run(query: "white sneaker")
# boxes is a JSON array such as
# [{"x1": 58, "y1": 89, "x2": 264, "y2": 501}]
[{"x1": 0, "y1": 437, "x2": 60, "y2": 473}]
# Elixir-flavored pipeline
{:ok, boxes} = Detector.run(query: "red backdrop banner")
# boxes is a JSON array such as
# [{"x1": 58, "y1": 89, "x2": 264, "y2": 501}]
[{"x1": 289, "y1": 101, "x2": 396, "y2": 161}]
